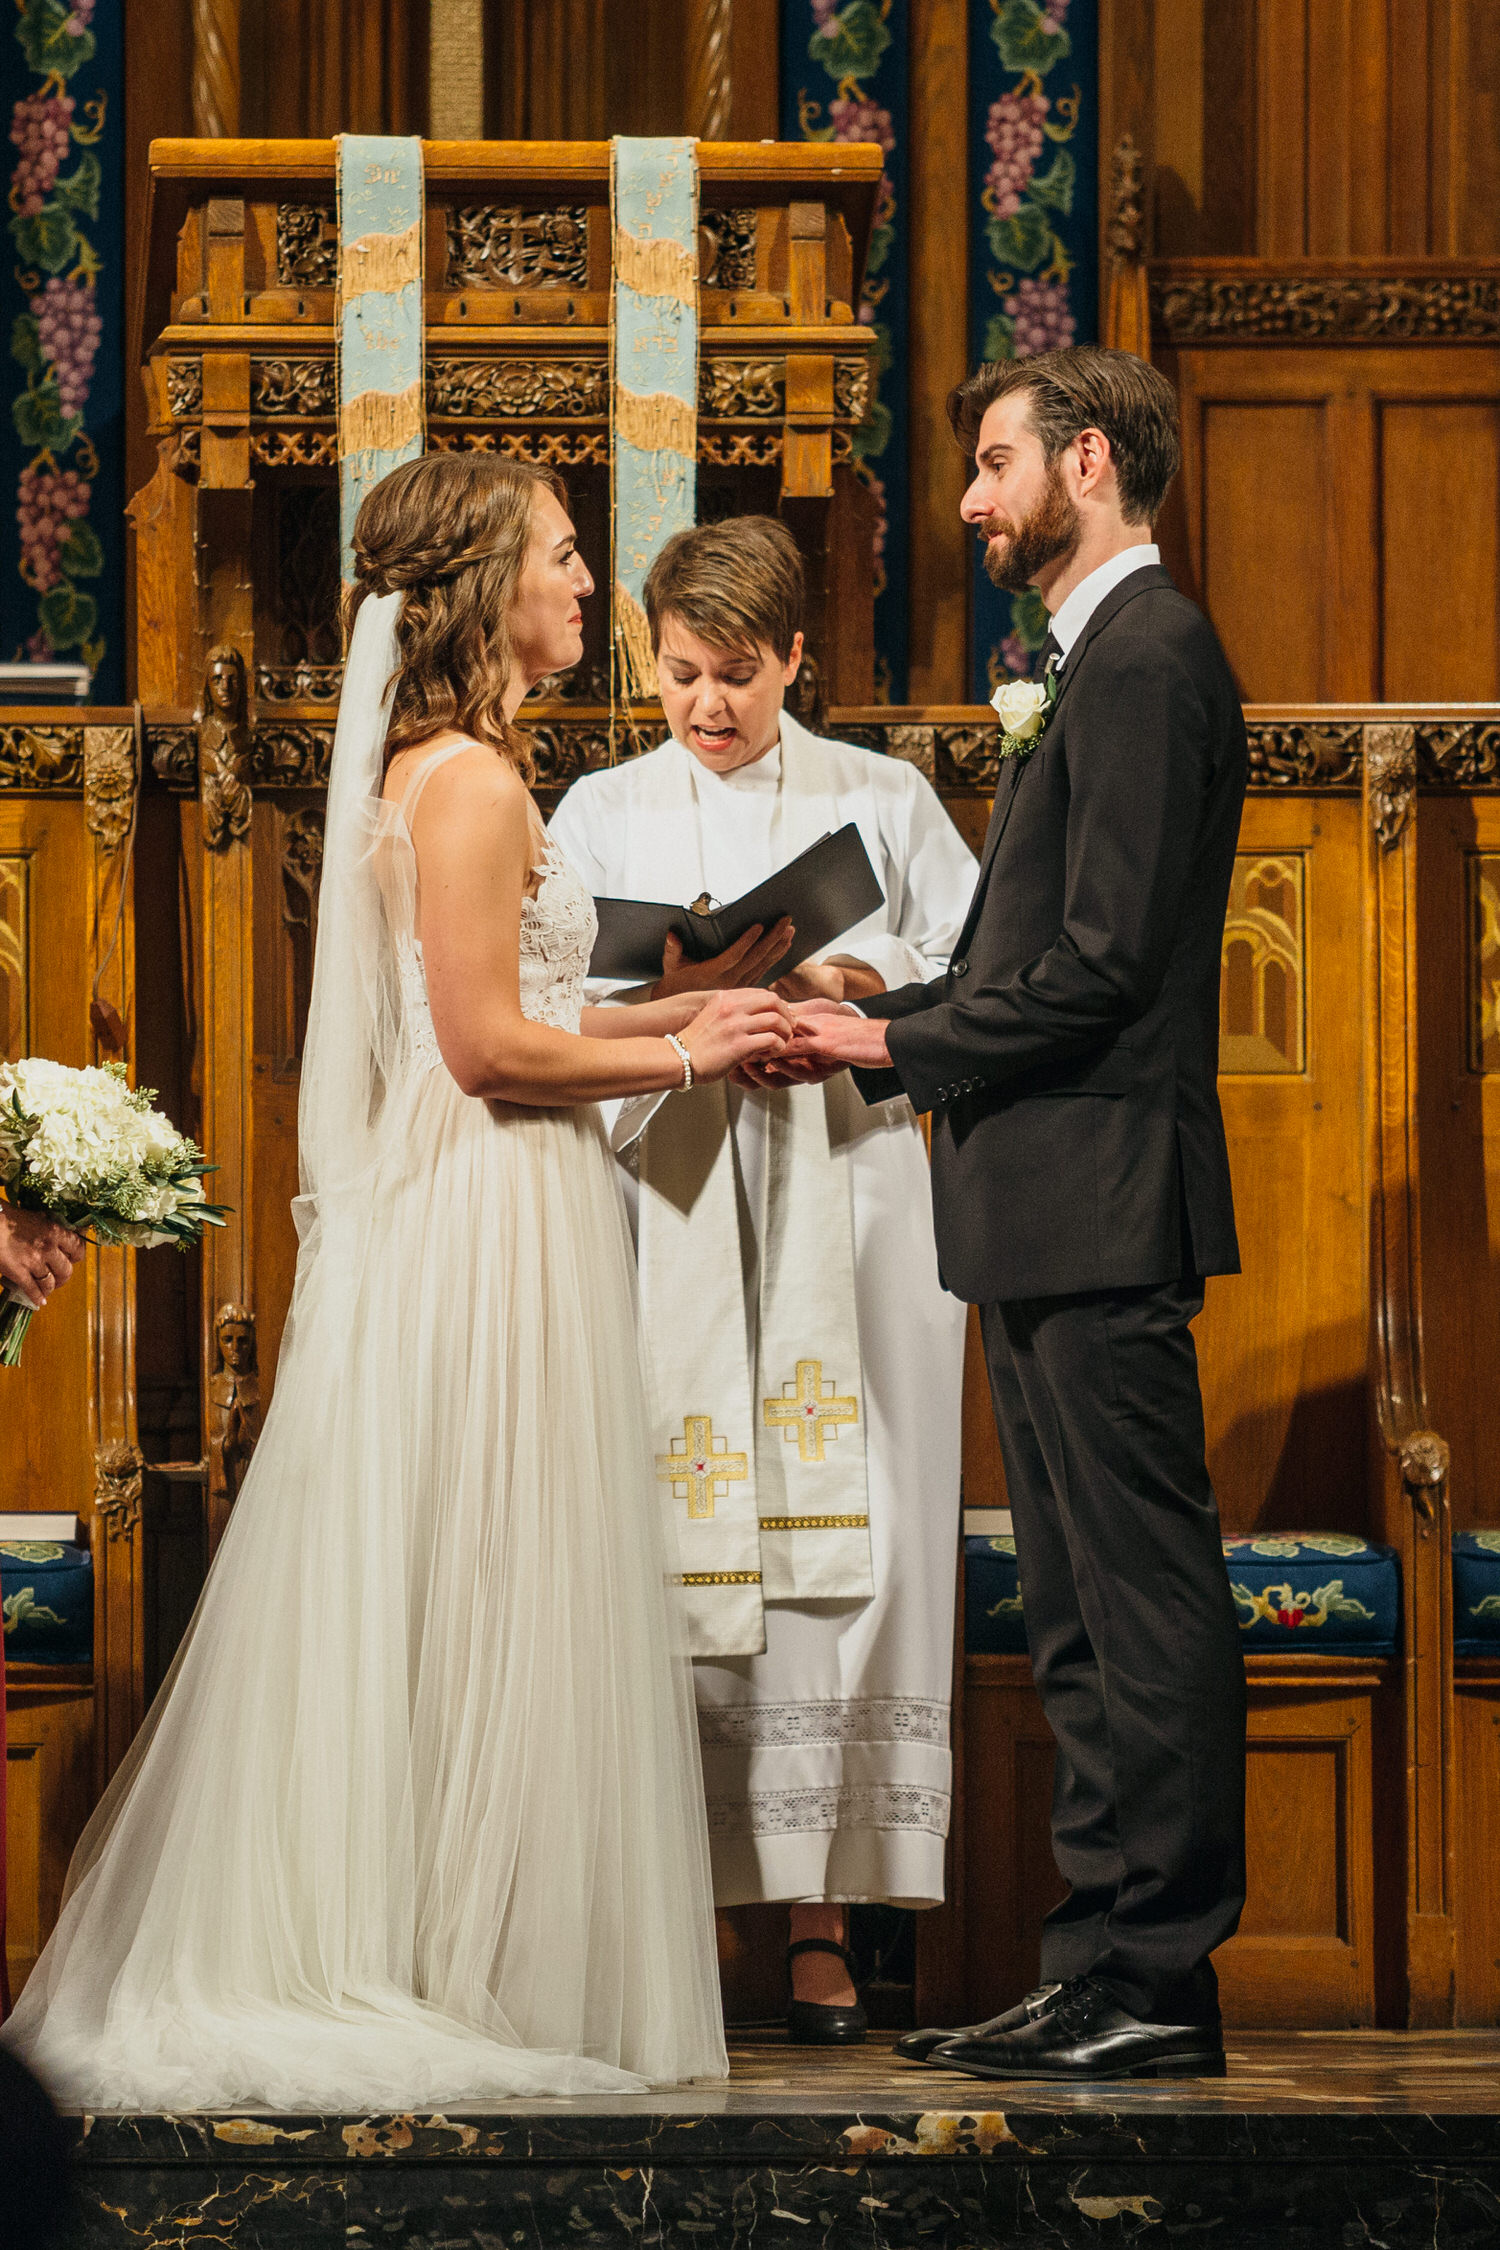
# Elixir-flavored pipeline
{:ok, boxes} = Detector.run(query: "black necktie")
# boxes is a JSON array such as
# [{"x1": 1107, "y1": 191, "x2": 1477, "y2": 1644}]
[{"x1": 1035, "y1": 631, "x2": 1061, "y2": 681}]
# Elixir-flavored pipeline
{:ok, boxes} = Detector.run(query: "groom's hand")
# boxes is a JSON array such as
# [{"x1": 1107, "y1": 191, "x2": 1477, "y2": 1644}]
[{"x1": 735, "y1": 1000, "x2": 892, "y2": 1086}]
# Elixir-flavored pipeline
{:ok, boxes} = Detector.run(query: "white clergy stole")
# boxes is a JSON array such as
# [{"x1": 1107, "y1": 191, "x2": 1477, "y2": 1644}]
[{"x1": 640, "y1": 1072, "x2": 873, "y2": 1658}]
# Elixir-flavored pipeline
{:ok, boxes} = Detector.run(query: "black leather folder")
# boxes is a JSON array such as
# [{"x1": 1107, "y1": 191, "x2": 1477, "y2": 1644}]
[{"x1": 589, "y1": 822, "x2": 885, "y2": 985}]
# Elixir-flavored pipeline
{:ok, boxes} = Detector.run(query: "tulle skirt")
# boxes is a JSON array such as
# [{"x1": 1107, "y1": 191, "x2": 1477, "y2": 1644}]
[{"x1": 2, "y1": 1073, "x2": 728, "y2": 2108}]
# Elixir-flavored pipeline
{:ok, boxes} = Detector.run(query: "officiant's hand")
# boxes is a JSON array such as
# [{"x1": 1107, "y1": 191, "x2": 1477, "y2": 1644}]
[
  {"x1": 773, "y1": 955, "x2": 886, "y2": 1005},
  {"x1": 651, "y1": 917, "x2": 796, "y2": 999}
]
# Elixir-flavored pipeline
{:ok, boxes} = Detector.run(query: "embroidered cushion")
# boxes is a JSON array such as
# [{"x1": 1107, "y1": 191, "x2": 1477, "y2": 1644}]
[
  {"x1": 1, "y1": 1537, "x2": 92, "y2": 1665},
  {"x1": 965, "y1": 1534, "x2": 1026, "y2": 1654},
  {"x1": 1454, "y1": 1529, "x2": 1500, "y2": 1658},
  {"x1": 966, "y1": 1531, "x2": 1400, "y2": 1658},
  {"x1": 1221, "y1": 1533, "x2": 1398, "y2": 1654}
]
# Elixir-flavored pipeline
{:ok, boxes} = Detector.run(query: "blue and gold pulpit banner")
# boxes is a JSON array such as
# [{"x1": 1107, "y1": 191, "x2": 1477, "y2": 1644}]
[
  {"x1": 610, "y1": 136, "x2": 699, "y2": 702},
  {"x1": 336, "y1": 134, "x2": 425, "y2": 590}
]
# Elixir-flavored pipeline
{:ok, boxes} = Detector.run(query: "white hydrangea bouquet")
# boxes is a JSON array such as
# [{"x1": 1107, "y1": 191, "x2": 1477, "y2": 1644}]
[{"x1": 0, "y1": 1057, "x2": 228, "y2": 1367}]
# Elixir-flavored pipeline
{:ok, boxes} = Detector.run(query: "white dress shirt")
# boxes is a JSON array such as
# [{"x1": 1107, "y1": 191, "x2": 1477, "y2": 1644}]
[{"x1": 1049, "y1": 542, "x2": 1160, "y2": 663}]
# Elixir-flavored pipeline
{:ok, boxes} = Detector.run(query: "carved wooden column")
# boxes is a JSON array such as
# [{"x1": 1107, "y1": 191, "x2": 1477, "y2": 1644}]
[
  {"x1": 688, "y1": 0, "x2": 733, "y2": 138},
  {"x1": 1363, "y1": 722, "x2": 1456, "y2": 2025},
  {"x1": 82, "y1": 725, "x2": 148, "y2": 1782},
  {"x1": 192, "y1": 0, "x2": 241, "y2": 136}
]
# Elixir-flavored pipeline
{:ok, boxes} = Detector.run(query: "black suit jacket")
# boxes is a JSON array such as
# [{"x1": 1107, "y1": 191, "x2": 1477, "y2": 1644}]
[{"x1": 858, "y1": 563, "x2": 1245, "y2": 1303}]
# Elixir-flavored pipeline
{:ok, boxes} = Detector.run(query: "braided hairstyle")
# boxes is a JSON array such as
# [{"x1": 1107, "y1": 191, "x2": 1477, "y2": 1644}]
[{"x1": 346, "y1": 451, "x2": 566, "y2": 782}]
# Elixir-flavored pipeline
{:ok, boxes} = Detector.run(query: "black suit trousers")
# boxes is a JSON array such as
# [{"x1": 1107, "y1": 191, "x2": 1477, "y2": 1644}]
[{"x1": 979, "y1": 1279, "x2": 1247, "y2": 2023}]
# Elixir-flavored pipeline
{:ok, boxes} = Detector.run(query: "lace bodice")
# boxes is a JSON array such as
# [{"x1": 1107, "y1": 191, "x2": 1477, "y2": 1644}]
[{"x1": 396, "y1": 840, "x2": 597, "y2": 1077}]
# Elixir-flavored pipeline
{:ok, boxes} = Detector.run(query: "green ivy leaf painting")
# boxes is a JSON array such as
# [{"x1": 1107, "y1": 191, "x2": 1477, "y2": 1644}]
[
  {"x1": 809, "y1": 0, "x2": 892, "y2": 81},
  {"x1": 991, "y1": 0, "x2": 1071, "y2": 78},
  {"x1": 53, "y1": 151, "x2": 101, "y2": 222},
  {"x1": 9, "y1": 313, "x2": 41, "y2": 374},
  {"x1": 60, "y1": 521, "x2": 104, "y2": 578},
  {"x1": 13, "y1": 381, "x2": 78, "y2": 450},
  {"x1": 986, "y1": 203, "x2": 1051, "y2": 271},
  {"x1": 16, "y1": 0, "x2": 95, "y2": 79},
  {"x1": 852, "y1": 396, "x2": 892, "y2": 462},
  {"x1": 1028, "y1": 148, "x2": 1076, "y2": 216},
  {"x1": 984, "y1": 312, "x2": 1017, "y2": 361},
  {"x1": 9, "y1": 203, "x2": 79, "y2": 275},
  {"x1": 38, "y1": 582, "x2": 98, "y2": 650}
]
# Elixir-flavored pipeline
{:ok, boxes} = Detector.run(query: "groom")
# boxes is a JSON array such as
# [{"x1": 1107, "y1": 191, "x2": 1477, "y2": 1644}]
[{"x1": 784, "y1": 345, "x2": 1248, "y2": 2080}]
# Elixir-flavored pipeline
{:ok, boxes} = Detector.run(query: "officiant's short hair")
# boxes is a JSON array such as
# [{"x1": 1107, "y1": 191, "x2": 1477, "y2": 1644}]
[
  {"x1": 644, "y1": 516, "x2": 804, "y2": 662},
  {"x1": 948, "y1": 346, "x2": 1180, "y2": 525}
]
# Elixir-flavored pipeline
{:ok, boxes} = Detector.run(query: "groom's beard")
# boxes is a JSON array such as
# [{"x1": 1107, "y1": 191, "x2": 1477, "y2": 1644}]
[{"x1": 981, "y1": 463, "x2": 1081, "y2": 593}]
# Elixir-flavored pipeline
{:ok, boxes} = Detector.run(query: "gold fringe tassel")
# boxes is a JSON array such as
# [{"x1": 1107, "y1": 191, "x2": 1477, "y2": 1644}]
[
  {"x1": 613, "y1": 581, "x2": 660, "y2": 701},
  {"x1": 612, "y1": 228, "x2": 697, "y2": 306},
  {"x1": 614, "y1": 387, "x2": 697, "y2": 460}
]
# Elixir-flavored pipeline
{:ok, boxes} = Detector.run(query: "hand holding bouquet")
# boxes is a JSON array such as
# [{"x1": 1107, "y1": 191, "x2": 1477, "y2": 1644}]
[{"x1": 0, "y1": 1058, "x2": 229, "y2": 1367}]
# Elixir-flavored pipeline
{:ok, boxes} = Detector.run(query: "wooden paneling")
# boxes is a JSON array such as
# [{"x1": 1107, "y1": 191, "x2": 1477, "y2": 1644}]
[
  {"x1": 1199, "y1": 798, "x2": 1369, "y2": 1532},
  {"x1": 1454, "y1": 1669, "x2": 1500, "y2": 2023},
  {"x1": 3, "y1": 1674, "x2": 92, "y2": 2000},
  {"x1": 1415, "y1": 792, "x2": 1500, "y2": 1534},
  {"x1": 1172, "y1": 349, "x2": 1500, "y2": 706},
  {"x1": 1147, "y1": 0, "x2": 1500, "y2": 261},
  {"x1": 963, "y1": 1654, "x2": 1385, "y2": 2027},
  {"x1": 0, "y1": 800, "x2": 94, "y2": 1525},
  {"x1": 1381, "y1": 403, "x2": 1500, "y2": 704},
  {"x1": 1200, "y1": 401, "x2": 1328, "y2": 701},
  {"x1": 905, "y1": 0, "x2": 971, "y2": 706}
]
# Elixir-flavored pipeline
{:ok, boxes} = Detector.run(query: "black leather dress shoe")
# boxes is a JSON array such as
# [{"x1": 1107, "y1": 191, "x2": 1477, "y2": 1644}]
[
  {"x1": 786, "y1": 1938, "x2": 867, "y2": 2046},
  {"x1": 932, "y1": 1976, "x2": 1226, "y2": 2082},
  {"x1": 894, "y1": 1982, "x2": 1061, "y2": 2063}
]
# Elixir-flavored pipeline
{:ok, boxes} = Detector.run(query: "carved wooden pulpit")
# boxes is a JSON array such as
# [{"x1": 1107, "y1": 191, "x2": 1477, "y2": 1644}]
[{"x1": 130, "y1": 136, "x2": 884, "y2": 1552}]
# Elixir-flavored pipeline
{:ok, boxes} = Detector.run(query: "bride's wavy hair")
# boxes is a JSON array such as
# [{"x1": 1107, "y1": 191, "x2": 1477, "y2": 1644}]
[{"x1": 346, "y1": 452, "x2": 566, "y2": 783}]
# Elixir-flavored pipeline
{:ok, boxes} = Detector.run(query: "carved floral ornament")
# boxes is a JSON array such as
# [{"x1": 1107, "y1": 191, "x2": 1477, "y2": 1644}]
[
  {"x1": 1153, "y1": 271, "x2": 1500, "y2": 343},
  {"x1": 94, "y1": 1442, "x2": 145, "y2": 1542},
  {"x1": 83, "y1": 725, "x2": 137, "y2": 852}
]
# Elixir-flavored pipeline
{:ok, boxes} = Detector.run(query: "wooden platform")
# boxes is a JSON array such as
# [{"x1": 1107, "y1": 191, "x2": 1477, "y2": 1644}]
[{"x1": 65, "y1": 2030, "x2": 1500, "y2": 2247}]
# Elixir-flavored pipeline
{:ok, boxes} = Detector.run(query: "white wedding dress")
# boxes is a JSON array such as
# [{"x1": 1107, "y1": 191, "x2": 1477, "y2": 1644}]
[{"x1": 2, "y1": 596, "x2": 728, "y2": 2110}]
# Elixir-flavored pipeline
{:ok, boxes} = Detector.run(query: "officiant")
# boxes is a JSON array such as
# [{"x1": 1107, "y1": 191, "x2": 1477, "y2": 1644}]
[{"x1": 549, "y1": 517, "x2": 975, "y2": 2043}]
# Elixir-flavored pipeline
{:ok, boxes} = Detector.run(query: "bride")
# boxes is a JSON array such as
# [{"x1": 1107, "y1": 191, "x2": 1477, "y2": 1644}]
[{"x1": 3, "y1": 454, "x2": 791, "y2": 2109}]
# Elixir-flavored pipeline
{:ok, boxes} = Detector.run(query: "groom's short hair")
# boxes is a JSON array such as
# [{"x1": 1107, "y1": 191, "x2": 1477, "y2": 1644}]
[
  {"x1": 644, "y1": 515, "x2": 804, "y2": 662},
  {"x1": 948, "y1": 347, "x2": 1181, "y2": 525}
]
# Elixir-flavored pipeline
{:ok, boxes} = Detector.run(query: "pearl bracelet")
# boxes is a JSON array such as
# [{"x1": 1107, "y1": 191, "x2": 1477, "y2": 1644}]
[{"x1": 664, "y1": 1032, "x2": 694, "y2": 1090}]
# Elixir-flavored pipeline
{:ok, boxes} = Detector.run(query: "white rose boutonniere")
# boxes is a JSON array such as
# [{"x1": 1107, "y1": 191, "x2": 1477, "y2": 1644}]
[{"x1": 990, "y1": 671, "x2": 1059, "y2": 762}]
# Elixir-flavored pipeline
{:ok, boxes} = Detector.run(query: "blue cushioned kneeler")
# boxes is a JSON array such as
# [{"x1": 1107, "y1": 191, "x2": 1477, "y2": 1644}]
[
  {"x1": 1, "y1": 1538, "x2": 92, "y2": 1664},
  {"x1": 1222, "y1": 1534, "x2": 1399, "y2": 1654},
  {"x1": 1454, "y1": 1529, "x2": 1500, "y2": 1657},
  {"x1": 965, "y1": 1535, "x2": 1027, "y2": 1654},
  {"x1": 965, "y1": 1531, "x2": 1400, "y2": 1658}
]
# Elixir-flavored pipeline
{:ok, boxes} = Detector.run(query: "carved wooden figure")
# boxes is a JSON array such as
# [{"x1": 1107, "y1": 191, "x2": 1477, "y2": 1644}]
[
  {"x1": 208, "y1": 1301, "x2": 261, "y2": 1511},
  {"x1": 199, "y1": 646, "x2": 253, "y2": 851}
]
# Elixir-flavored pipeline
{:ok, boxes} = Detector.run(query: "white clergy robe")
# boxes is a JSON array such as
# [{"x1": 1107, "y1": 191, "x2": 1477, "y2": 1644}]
[{"x1": 550, "y1": 714, "x2": 975, "y2": 1906}]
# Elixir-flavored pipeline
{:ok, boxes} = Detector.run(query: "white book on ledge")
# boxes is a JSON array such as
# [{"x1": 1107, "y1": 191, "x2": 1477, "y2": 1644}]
[
  {"x1": 963, "y1": 1507, "x2": 1013, "y2": 1538},
  {"x1": 0, "y1": 1513, "x2": 81, "y2": 1542}
]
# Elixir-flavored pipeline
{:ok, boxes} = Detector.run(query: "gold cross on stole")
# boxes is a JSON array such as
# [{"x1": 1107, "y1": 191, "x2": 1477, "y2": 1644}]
[
  {"x1": 656, "y1": 1413, "x2": 749, "y2": 1521},
  {"x1": 763, "y1": 1359, "x2": 859, "y2": 1464}
]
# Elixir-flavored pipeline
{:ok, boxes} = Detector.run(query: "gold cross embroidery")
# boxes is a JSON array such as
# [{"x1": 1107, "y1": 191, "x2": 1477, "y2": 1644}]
[
  {"x1": 656, "y1": 1413, "x2": 749, "y2": 1522},
  {"x1": 763, "y1": 1359, "x2": 859, "y2": 1464}
]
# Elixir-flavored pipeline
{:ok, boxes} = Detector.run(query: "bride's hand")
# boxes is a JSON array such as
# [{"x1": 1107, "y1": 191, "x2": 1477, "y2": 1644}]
[{"x1": 678, "y1": 987, "x2": 792, "y2": 1083}]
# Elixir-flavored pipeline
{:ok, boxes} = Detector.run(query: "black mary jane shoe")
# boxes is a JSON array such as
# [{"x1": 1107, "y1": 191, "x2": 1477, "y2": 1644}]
[
  {"x1": 895, "y1": 1982, "x2": 1062, "y2": 2064},
  {"x1": 786, "y1": 1937, "x2": 868, "y2": 2046}
]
